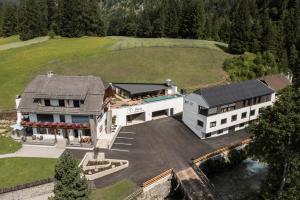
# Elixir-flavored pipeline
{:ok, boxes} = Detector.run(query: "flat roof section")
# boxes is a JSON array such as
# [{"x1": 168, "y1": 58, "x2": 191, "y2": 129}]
[
  {"x1": 193, "y1": 79, "x2": 275, "y2": 107},
  {"x1": 113, "y1": 83, "x2": 169, "y2": 96}
]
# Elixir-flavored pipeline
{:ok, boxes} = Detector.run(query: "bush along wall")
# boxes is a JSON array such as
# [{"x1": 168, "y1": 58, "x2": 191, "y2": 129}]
[{"x1": 199, "y1": 148, "x2": 248, "y2": 178}]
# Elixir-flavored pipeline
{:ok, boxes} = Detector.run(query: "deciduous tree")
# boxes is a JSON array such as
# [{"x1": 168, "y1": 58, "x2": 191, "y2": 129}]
[{"x1": 248, "y1": 86, "x2": 300, "y2": 200}]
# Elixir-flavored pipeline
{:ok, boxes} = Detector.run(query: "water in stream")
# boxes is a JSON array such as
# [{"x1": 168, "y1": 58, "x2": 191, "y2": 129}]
[{"x1": 210, "y1": 158, "x2": 268, "y2": 200}]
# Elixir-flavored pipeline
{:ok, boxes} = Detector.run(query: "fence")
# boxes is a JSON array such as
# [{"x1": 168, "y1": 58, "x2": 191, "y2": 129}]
[{"x1": 0, "y1": 177, "x2": 54, "y2": 194}]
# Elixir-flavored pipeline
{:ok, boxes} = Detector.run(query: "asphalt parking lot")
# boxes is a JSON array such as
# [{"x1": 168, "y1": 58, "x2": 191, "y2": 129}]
[{"x1": 68, "y1": 116, "x2": 251, "y2": 188}]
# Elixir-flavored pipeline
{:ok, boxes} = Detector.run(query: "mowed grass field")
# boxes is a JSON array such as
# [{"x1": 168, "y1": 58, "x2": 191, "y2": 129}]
[
  {"x1": 0, "y1": 35, "x2": 20, "y2": 45},
  {"x1": 0, "y1": 36, "x2": 232, "y2": 110},
  {"x1": 0, "y1": 157, "x2": 57, "y2": 188}
]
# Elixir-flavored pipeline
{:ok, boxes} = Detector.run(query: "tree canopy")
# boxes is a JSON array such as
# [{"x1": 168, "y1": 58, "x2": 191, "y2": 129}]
[
  {"x1": 249, "y1": 86, "x2": 300, "y2": 199},
  {"x1": 51, "y1": 152, "x2": 90, "y2": 200}
]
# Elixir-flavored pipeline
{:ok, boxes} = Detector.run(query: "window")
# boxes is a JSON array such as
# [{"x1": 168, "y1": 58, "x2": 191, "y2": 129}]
[
  {"x1": 241, "y1": 112, "x2": 247, "y2": 119},
  {"x1": 59, "y1": 100, "x2": 65, "y2": 107},
  {"x1": 206, "y1": 133, "x2": 212, "y2": 138},
  {"x1": 72, "y1": 115, "x2": 89, "y2": 123},
  {"x1": 37, "y1": 114, "x2": 54, "y2": 122},
  {"x1": 221, "y1": 118, "x2": 227, "y2": 124},
  {"x1": 59, "y1": 115, "x2": 65, "y2": 122},
  {"x1": 250, "y1": 110, "x2": 255, "y2": 116},
  {"x1": 231, "y1": 115, "x2": 237, "y2": 122},
  {"x1": 197, "y1": 120, "x2": 204, "y2": 127},
  {"x1": 210, "y1": 121, "x2": 216, "y2": 128},
  {"x1": 221, "y1": 107, "x2": 227, "y2": 113},
  {"x1": 239, "y1": 123, "x2": 245, "y2": 127},
  {"x1": 217, "y1": 129, "x2": 223, "y2": 134},
  {"x1": 198, "y1": 106, "x2": 209, "y2": 116},
  {"x1": 73, "y1": 100, "x2": 80, "y2": 108},
  {"x1": 258, "y1": 96, "x2": 261, "y2": 103},
  {"x1": 247, "y1": 99, "x2": 251, "y2": 106},
  {"x1": 44, "y1": 99, "x2": 50, "y2": 106},
  {"x1": 228, "y1": 106, "x2": 235, "y2": 111}
]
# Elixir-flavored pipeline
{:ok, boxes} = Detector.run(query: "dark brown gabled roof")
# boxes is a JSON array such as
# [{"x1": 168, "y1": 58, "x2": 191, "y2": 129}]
[
  {"x1": 259, "y1": 74, "x2": 291, "y2": 92},
  {"x1": 18, "y1": 75, "x2": 109, "y2": 115}
]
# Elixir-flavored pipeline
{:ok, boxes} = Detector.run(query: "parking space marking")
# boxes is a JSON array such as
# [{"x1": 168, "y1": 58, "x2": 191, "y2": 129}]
[
  {"x1": 120, "y1": 131, "x2": 136, "y2": 134},
  {"x1": 114, "y1": 142, "x2": 132, "y2": 146},
  {"x1": 116, "y1": 137, "x2": 134, "y2": 140},
  {"x1": 110, "y1": 148, "x2": 130, "y2": 152}
]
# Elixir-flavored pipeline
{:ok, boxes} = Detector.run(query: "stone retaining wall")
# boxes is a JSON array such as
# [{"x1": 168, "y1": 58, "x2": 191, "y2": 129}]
[
  {"x1": 138, "y1": 177, "x2": 172, "y2": 200},
  {"x1": 0, "y1": 182, "x2": 54, "y2": 200}
]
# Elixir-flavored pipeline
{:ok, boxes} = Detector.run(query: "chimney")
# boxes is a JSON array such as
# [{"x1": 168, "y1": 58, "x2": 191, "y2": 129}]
[{"x1": 165, "y1": 79, "x2": 172, "y2": 87}]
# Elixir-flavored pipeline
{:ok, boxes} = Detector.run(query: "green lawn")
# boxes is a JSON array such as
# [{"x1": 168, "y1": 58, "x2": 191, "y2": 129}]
[
  {"x1": 0, "y1": 35, "x2": 20, "y2": 46},
  {"x1": 0, "y1": 36, "x2": 232, "y2": 110},
  {"x1": 0, "y1": 157, "x2": 57, "y2": 188},
  {"x1": 91, "y1": 179, "x2": 138, "y2": 200},
  {"x1": 0, "y1": 137, "x2": 22, "y2": 154}
]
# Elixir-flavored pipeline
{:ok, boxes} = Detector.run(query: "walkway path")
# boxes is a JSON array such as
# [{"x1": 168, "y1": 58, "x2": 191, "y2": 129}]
[
  {"x1": 0, "y1": 36, "x2": 49, "y2": 51},
  {"x1": 0, "y1": 145, "x2": 64, "y2": 159}
]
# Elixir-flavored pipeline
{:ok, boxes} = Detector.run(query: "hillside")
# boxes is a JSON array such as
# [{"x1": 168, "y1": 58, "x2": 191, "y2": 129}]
[{"x1": 0, "y1": 36, "x2": 232, "y2": 110}]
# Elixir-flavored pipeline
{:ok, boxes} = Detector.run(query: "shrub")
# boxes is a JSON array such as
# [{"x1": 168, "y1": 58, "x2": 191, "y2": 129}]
[
  {"x1": 228, "y1": 148, "x2": 247, "y2": 167},
  {"x1": 200, "y1": 156, "x2": 228, "y2": 178}
]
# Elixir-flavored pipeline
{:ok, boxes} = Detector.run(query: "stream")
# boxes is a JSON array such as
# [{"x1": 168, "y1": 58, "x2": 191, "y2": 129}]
[{"x1": 210, "y1": 158, "x2": 268, "y2": 200}]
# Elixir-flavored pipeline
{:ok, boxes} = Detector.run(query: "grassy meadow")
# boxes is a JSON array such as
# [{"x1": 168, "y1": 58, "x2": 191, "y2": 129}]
[
  {"x1": 91, "y1": 179, "x2": 138, "y2": 200},
  {"x1": 0, "y1": 36, "x2": 232, "y2": 110},
  {"x1": 0, "y1": 157, "x2": 57, "y2": 188},
  {"x1": 0, "y1": 35, "x2": 20, "y2": 45}
]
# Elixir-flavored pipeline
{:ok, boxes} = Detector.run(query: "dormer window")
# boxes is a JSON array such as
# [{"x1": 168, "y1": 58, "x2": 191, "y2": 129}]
[
  {"x1": 44, "y1": 99, "x2": 50, "y2": 106},
  {"x1": 59, "y1": 100, "x2": 65, "y2": 107},
  {"x1": 73, "y1": 100, "x2": 80, "y2": 108}
]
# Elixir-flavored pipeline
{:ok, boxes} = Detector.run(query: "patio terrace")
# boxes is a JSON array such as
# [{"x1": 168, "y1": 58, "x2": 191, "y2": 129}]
[{"x1": 110, "y1": 94, "x2": 179, "y2": 108}]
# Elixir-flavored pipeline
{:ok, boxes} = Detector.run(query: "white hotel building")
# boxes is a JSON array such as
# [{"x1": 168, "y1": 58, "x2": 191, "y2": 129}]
[
  {"x1": 16, "y1": 73, "x2": 182, "y2": 148},
  {"x1": 182, "y1": 79, "x2": 276, "y2": 139}
]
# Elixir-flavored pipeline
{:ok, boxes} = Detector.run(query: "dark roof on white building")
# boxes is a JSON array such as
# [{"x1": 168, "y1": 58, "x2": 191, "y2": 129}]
[
  {"x1": 193, "y1": 79, "x2": 274, "y2": 107},
  {"x1": 113, "y1": 83, "x2": 169, "y2": 95},
  {"x1": 18, "y1": 74, "x2": 109, "y2": 115}
]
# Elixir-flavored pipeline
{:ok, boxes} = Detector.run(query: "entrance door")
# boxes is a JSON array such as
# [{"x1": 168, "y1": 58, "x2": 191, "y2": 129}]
[{"x1": 74, "y1": 129, "x2": 79, "y2": 138}]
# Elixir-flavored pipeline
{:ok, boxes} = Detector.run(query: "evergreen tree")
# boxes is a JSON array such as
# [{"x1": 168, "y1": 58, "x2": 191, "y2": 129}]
[
  {"x1": 180, "y1": 0, "x2": 205, "y2": 39},
  {"x1": 163, "y1": 0, "x2": 180, "y2": 38},
  {"x1": 1, "y1": 2, "x2": 18, "y2": 37},
  {"x1": 229, "y1": 0, "x2": 253, "y2": 54},
  {"x1": 83, "y1": 0, "x2": 104, "y2": 36},
  {"x1": 260, "y1": 12, "x2": 273, "y2": 52},
  {"x1": 19, "y1": 0, "x2": 48, "y2": 40},
  {"x1": 47, "y1": 0, "x2": 58, "y2": 33},
  {"x1": 0, "y1": 3, "x2": 3, "y2": 36},
  {"x1": 52, "y1": 152, "x2": 90, "y2": 200}
]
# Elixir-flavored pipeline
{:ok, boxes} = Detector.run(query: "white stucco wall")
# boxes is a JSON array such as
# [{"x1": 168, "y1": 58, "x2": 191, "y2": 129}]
[
  {"x1": 112, "y1": 96, "x2": 183, "y2": 126},
  {"x1": 182, "y1": 93, "x2": 275, "y2": 139},
  {"x1": 96, "y1": 112, "x2": 107, "y2": 138}
]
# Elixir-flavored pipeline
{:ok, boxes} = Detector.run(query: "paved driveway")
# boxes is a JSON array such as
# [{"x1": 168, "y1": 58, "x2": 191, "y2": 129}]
[
  {"x1": 0, "y1": 145, "x2": 65, "y2": 159},
  {"x1": 68, "y1": 117, "x2": 251, "y2": 188}
]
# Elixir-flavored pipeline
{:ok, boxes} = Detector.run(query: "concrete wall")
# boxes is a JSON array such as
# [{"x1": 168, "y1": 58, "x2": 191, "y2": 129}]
[{"x1": 112, "y1": 97, "x2": 183, "y2": 126}]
